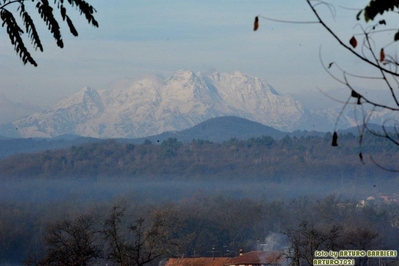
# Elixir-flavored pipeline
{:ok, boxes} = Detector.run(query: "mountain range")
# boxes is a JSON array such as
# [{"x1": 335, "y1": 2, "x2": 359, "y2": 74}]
[{"x1": 0, "y1": 70, "x2": 395, "y2": 139}]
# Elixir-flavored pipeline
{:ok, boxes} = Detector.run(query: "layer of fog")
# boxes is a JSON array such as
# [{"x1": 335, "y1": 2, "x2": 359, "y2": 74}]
[{"x1": 0, "y1": 177, "x2": 387, "y2": 205}]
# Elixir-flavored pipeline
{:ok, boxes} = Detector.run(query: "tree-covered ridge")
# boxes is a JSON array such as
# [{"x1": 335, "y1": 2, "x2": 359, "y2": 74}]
[{"x1": 1, "y1": 132, "x2": 398, "y2": 180}]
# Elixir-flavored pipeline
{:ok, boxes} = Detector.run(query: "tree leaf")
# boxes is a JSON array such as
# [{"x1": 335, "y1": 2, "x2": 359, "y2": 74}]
[
  {"x1": 68, "y1": 0, "x2": 99, "y2": 27},
  {"x1": 356, "y1": 10, "x2": 362, "y2": 21},
  {"x1": 60, "y1": 5, "x2": 67, "y2": 20},
  {"x1": 349, "y1": 36, "x2": 357, "y2": 48},
  {"x1": 363, "y1": 0, "x2": 399, "y2": 21},
  {"x1": 0, "y1": 9, "x2": 37, "y2": 66},
  {"x1": 36, "y1": 0, "x2": 64, "y2": 48},
  {"x1": 359, "y1": 152, "x2": 365, "y2": 164},
  {"x1": 351, "y1": 90, "x2": 361, "y2": 98},
  {"x1": 332, "y1": 132, "x2": 338, "y2": 147},
  {"x1": 394, "y1": 30, "x2": 399, "y2": 41},
  {"x1": 66, "y1": 15, "x2": 78, "y2": 36},
  {"x1": 253, "y1": 16, "x2": 259, "y2": 31},
  {"x1": 380, "y1": 48, "x2": 385, "y2": 62},
  {"x1": 20, "y1": 4, "x2": 43, "y2": 52}
]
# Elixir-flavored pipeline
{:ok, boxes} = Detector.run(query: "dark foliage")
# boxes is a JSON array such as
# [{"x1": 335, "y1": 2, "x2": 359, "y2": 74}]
[
  {"x1": 359, "y1": 0, "x2": 399, "y2": 22},
  {"x1": 0, "y1": 0, "x2": 98, "y2": 66}
]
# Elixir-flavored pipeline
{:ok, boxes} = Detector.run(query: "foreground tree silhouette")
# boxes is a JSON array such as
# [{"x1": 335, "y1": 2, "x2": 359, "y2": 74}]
[
  {"x1": 255, "y1": 0, "x2": 399, "y2": 169},
  {"x1": 25, "y1": 214, "x2": 101, "y2": 265},
  {"x1": 102, "y1": 206, "x2": 177, "y2": 266},
  {"x1": 26, "y1": 206, "x2": 178, "y2": 265},
  {"x1": 0, "y1": 0, "x2": 98, "y2": 66}
]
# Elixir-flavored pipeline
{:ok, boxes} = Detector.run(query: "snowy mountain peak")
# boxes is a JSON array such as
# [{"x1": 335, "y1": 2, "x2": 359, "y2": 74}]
[
  {"x1": 171, "y1": 69, "x2": 196, "y2": 78},
  {"x1": 53, "y1": 86, "x2": 102, "y2": 109},
  {"x1": 0, "y1": 70, "x2": 353, "y2": 138},
  {"x1": 166, "y1": 70, "x2": 199, "y2": 86}
]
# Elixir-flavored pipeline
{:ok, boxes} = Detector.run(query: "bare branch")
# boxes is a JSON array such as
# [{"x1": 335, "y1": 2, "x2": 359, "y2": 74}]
[{"x1": 306, "y1": 0, "x2": 399, "y2": 78}]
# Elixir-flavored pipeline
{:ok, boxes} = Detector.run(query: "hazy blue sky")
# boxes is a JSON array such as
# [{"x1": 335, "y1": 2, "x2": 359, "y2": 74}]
[{"x1": 0, "y1": 0, "x2": 389, "y2": 108}]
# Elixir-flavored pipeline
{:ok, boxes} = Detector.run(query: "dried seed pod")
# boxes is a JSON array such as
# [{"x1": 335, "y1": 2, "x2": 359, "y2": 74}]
[{"x1": 254, "y1": 16, "x2": 259, "y2": 31}]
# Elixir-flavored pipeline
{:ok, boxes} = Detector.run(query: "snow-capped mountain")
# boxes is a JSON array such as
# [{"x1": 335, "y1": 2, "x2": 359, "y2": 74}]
[
  {"x1": 0, "y1": 70, "x2": 378, "y2": 138},
  {"x1": 11, "y1": 87, "x2": 104, "y2": 138}
]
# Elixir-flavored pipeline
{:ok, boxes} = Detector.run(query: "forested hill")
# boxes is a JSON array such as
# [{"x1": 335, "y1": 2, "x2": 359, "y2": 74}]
[{"x1": 1, "y1": 133, "x2": 398, "y2": 181}]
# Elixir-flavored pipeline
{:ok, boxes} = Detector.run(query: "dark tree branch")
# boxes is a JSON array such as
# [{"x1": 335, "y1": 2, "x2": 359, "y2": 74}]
[
  {"x1": 301, "y1": 1, "x2": 399, "y2": 168},
  {"x1": 0, "y1": 0, "x2": 98, "y2": 66},
  {"x1": 306, "y1": 0, "x2": 399, "y2": 78}
]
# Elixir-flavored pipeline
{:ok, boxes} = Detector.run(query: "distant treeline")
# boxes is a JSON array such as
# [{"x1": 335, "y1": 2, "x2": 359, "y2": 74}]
[
  {"x1": 0, "y1": 132, "x2": 398, "y2": 181},
  {"x1": 0, "y1": 136, "x2": 100, "y2": 159}
]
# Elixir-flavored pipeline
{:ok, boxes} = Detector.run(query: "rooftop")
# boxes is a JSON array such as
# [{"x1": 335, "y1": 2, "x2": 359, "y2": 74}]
[
  {"x1": 165, "y1": 257, "x2": 232, "y2": 266},
  {"x1": 165, "y1": 251, "x2": 285, "y2": 266},
  {"x1": 228, "y1": 251, "x2": 285, "y2": 265}
]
